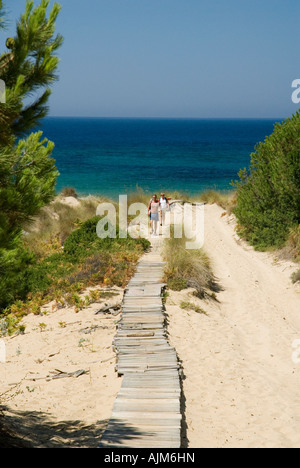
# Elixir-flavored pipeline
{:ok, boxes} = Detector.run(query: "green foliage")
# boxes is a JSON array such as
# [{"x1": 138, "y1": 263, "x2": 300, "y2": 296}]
[
  {"x1": 0, "y1": 132, "x2": 59, "y2": 308},
  {"x1": 0, "y1": 241, "x2": 35, "y2": 308},
  {"x1": 233, "y1": 111, "x2": 300, "y2": 250},
  {"x1": 63, "y1": 216, "x2": 150, "y2": 262},
  {"x1": 0, "y1": 0, "x2": 62, "y2": 245},
  {"x1": 0, "y1": 214, "x2": 150, "y2": 312},
  {"x1": 0, "y1": 0, "x2": 63, "y2": 143},
  {"x1": 0, "y1": 1, "x2": 62, "y2": 310},
  {"x1": 0, "y1": 132, "x2": 59, "y2": 248}
]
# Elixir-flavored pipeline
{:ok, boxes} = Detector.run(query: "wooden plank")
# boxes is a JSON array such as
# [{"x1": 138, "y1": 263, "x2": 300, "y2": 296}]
[
  {"x1": 117, "y1": 362, "x2": 179, "y2": 369},
  {"x1": 103, "y1": 424, "x2": 180, "y2": 435},
  {"x1": 122, "y1": 374, "x2": 180, "y2": 390},
  {"x1": 118, "y1": 391, "x2": 181, "y2": 399},
  {"x1": 100, "y1": 247, "x2": 181, "y2": 449},
  {"x1": 101, "y1": 431, "x2": 181, "y2": 443},
  {"x1": 115, "y1": 347, "x2": 171, "y2": 353},
  {"x1": 116, "y1": 345, "x2": 174, "y2": 351},
  {"x1": 101, "y1": 431, "x2": 180, "y2": 441},
  {"x1": 114, "y1": 341, "x2": 167, "y2": 347},
  {"x1": 113, "y1": 399, "x2": 180, "y2": 411},
  {"x1": 100, "y1": 440, "x2": 180, "y2": 449},
  {"x1": 124, "y1": 370, "x2": 180, "y2": 378},
  {"x1": 102, "y1": 431, "x2": 181, "y2": 442},
  {"x1": 114, "y1": 334, "x2": 166, "y2": 340},
  {"x1": 117, "y1": 352, "x2": 177, "y2": 359},
  {"x1": 118, "y1": 324, "x2": 165, "y2": 330},
  {"x1": 120, "y1": 382, "x2": 180, "y2": 389},
  {"x1": 122, "y1": 379, "x2": 180, "y2": 387},
  {"x1": 117, "y1": 355, "x2": 177, "y2": 360},
  {"x1": 117, "y1": 359, "x2": 178, "y2": 365},
  {"x1": 120, "y1": 316, "x2": 165, "y2": 322},
  {"x1": 108, "y1": 415, "x2": 181, "y2": 430}
]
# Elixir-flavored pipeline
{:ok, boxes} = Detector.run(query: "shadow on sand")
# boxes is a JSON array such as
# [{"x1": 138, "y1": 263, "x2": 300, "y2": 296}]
[
  {"x1": 0, "y1": 406, "x2": 107, "y2": 448},
  {"x1": 0, "y1": 406, "x2": 156, "y2": 448}
]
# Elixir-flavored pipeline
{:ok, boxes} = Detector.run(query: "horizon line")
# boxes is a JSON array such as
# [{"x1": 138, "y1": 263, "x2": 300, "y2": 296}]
[{"x1": 46, "y1": 115, "x2": 285, "y2": 120}]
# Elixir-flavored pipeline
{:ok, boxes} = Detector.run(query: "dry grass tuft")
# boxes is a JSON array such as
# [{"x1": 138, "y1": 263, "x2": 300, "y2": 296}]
[
  {"x1": 22, "y1": 193, "x2": 110, "y2": 259},
  {"x1": 197, "y1": 190, "x2": 237, "y2": 213},
  {"x1": 162, "y1": 234, "x2": 220, "y2": 299}
]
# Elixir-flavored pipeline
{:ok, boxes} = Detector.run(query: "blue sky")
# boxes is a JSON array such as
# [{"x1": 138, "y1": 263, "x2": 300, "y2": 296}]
[{"x1": 1, "y1": 0, "x2": 299, "y2": 118}]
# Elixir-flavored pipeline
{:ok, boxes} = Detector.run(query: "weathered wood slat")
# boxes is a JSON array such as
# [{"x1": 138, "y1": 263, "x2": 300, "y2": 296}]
[
  {"x1": 99, "y1": 249, "x2": 182, "y2": 449},
  {"x1": 108, "y1": 413, "x2": 182, "y2": 426},
  {"x1": 100, "y1": 440, "x2": 180, "y2": 449},
  {"x1": 118, "y1": 391, "x2": 181, "y2": 399}
]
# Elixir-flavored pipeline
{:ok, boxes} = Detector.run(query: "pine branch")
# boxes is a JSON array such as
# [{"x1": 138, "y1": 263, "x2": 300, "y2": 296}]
[{"x1": 0, "y1": 0, "x2": 63, "y2": 139}]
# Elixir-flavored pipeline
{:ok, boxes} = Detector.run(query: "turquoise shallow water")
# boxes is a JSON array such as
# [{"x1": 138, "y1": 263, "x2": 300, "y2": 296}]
[{"x1": 38, "y1": 117, "x2": 279, "y2": 199}]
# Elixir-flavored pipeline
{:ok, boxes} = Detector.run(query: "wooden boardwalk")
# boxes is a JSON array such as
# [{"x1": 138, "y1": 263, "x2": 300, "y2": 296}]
[{"x1": 99, "y1": 248, "x2": 182, "y2": 448}]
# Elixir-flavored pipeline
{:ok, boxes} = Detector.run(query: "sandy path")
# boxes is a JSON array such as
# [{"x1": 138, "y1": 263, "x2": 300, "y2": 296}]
[
  {"x1": 0, "y1": 288, "x2": 123, "y2": 448},
  {"x1": 1, "y1": 203, "x2": 299, "y2": 448},
  {"x1": 165, "y1": 203, "x2": 300, "y2": 448}
]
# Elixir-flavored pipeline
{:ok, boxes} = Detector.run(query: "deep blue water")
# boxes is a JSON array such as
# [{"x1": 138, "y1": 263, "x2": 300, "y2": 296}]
[{"x1": 38, "y1": 117, "x2": 280, "y2": 199}]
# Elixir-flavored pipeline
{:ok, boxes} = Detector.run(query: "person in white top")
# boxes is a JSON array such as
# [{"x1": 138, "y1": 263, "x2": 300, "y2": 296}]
[{"x1": 159, "y1": 192, "x2": 169, "y2": 226}]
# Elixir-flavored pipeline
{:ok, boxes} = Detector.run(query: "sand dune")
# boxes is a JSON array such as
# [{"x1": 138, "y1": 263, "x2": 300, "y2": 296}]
[
  {"x1": 1, "y1": 203, "x2": 299, "y2": 448},
  {"x1": 0, "y1": 289, "x2": 123, "y2": 448},
  {"x1": 165, "y1": 203, "x2": 300, "y2": 448}
]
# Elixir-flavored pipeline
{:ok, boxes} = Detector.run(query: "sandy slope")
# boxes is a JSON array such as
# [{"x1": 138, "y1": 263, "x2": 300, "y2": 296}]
[
  {"x1": 165, "y1": 203, "x2": 300, "y2": 448},
  {"x1": 0, "y1": 288, "x2": 123, "y2": 448},
  {"x1": 1, "y1": 203, "x2": 299, "y2": 448}
]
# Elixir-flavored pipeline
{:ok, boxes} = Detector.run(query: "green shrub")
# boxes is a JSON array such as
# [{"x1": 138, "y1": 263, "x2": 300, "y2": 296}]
[
  {"x1": 64, "y1": 216, "x2": 150, "y2": 260},
  {"x1": 0, "y1": 244, "x2": 35, "y2": 309},
  {"x1": 0, "y1": 214, "x2": 150, "y2": 313},
  {"x1": 233, "y1": 111, "x2": 300, "y2": 250}
]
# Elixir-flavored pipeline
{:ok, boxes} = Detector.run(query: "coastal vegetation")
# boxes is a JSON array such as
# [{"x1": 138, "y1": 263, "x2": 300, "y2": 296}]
[
  {"x1": 233, "y1": 111, "x2": 300, "y2": 255},
  {"x1": 198, "y1": 189, "x2": 236, "y2": 214},
  {"x1": 0, "y1": 0, "x2": 63, "y2": 310},
  {"x1": 0, "y1": 208, "x2": 150, "y2": 335},
  {"x1": 0, "y1": 2, "x2": 298, "y2": 337},
  {"x1": 0, "y1": 1, "x2": 150, "y2": 333}
]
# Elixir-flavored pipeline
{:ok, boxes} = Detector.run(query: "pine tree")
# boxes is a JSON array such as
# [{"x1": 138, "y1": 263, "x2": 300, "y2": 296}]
[
  {"x1": 0, "y1": 0, "x2": 63, "y2": 144},
  {"x1": 0, "y1": 0, "x2": 62, "y2": 309}
]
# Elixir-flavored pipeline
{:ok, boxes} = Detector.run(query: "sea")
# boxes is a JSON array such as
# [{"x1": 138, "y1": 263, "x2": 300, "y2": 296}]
[{"x1": 37, "y1": 117, "x2": 280, "y2": 200}]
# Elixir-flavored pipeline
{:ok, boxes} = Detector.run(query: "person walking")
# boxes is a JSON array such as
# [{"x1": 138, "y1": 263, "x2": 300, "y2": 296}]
[
  {"x1": 148, "y1": 194, "x2": 160, "y2": 235},
  {"x1": 159, "y1": 192, "x2": 169, "y2": 226}
]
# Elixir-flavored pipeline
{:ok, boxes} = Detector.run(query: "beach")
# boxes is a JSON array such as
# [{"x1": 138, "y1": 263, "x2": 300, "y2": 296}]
[
  {"x1": 0, "y1": 289, "x2": 124, "y2": 448},
  {"x1": 1, "y1": 0, "x2": 298, "y2": 451},
  {"x1": 166, "y1": 204, "x2": 300, "y2": 448},
  {"x1": 0, "y1": 203, "x2": 299, "y2": 448}
]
